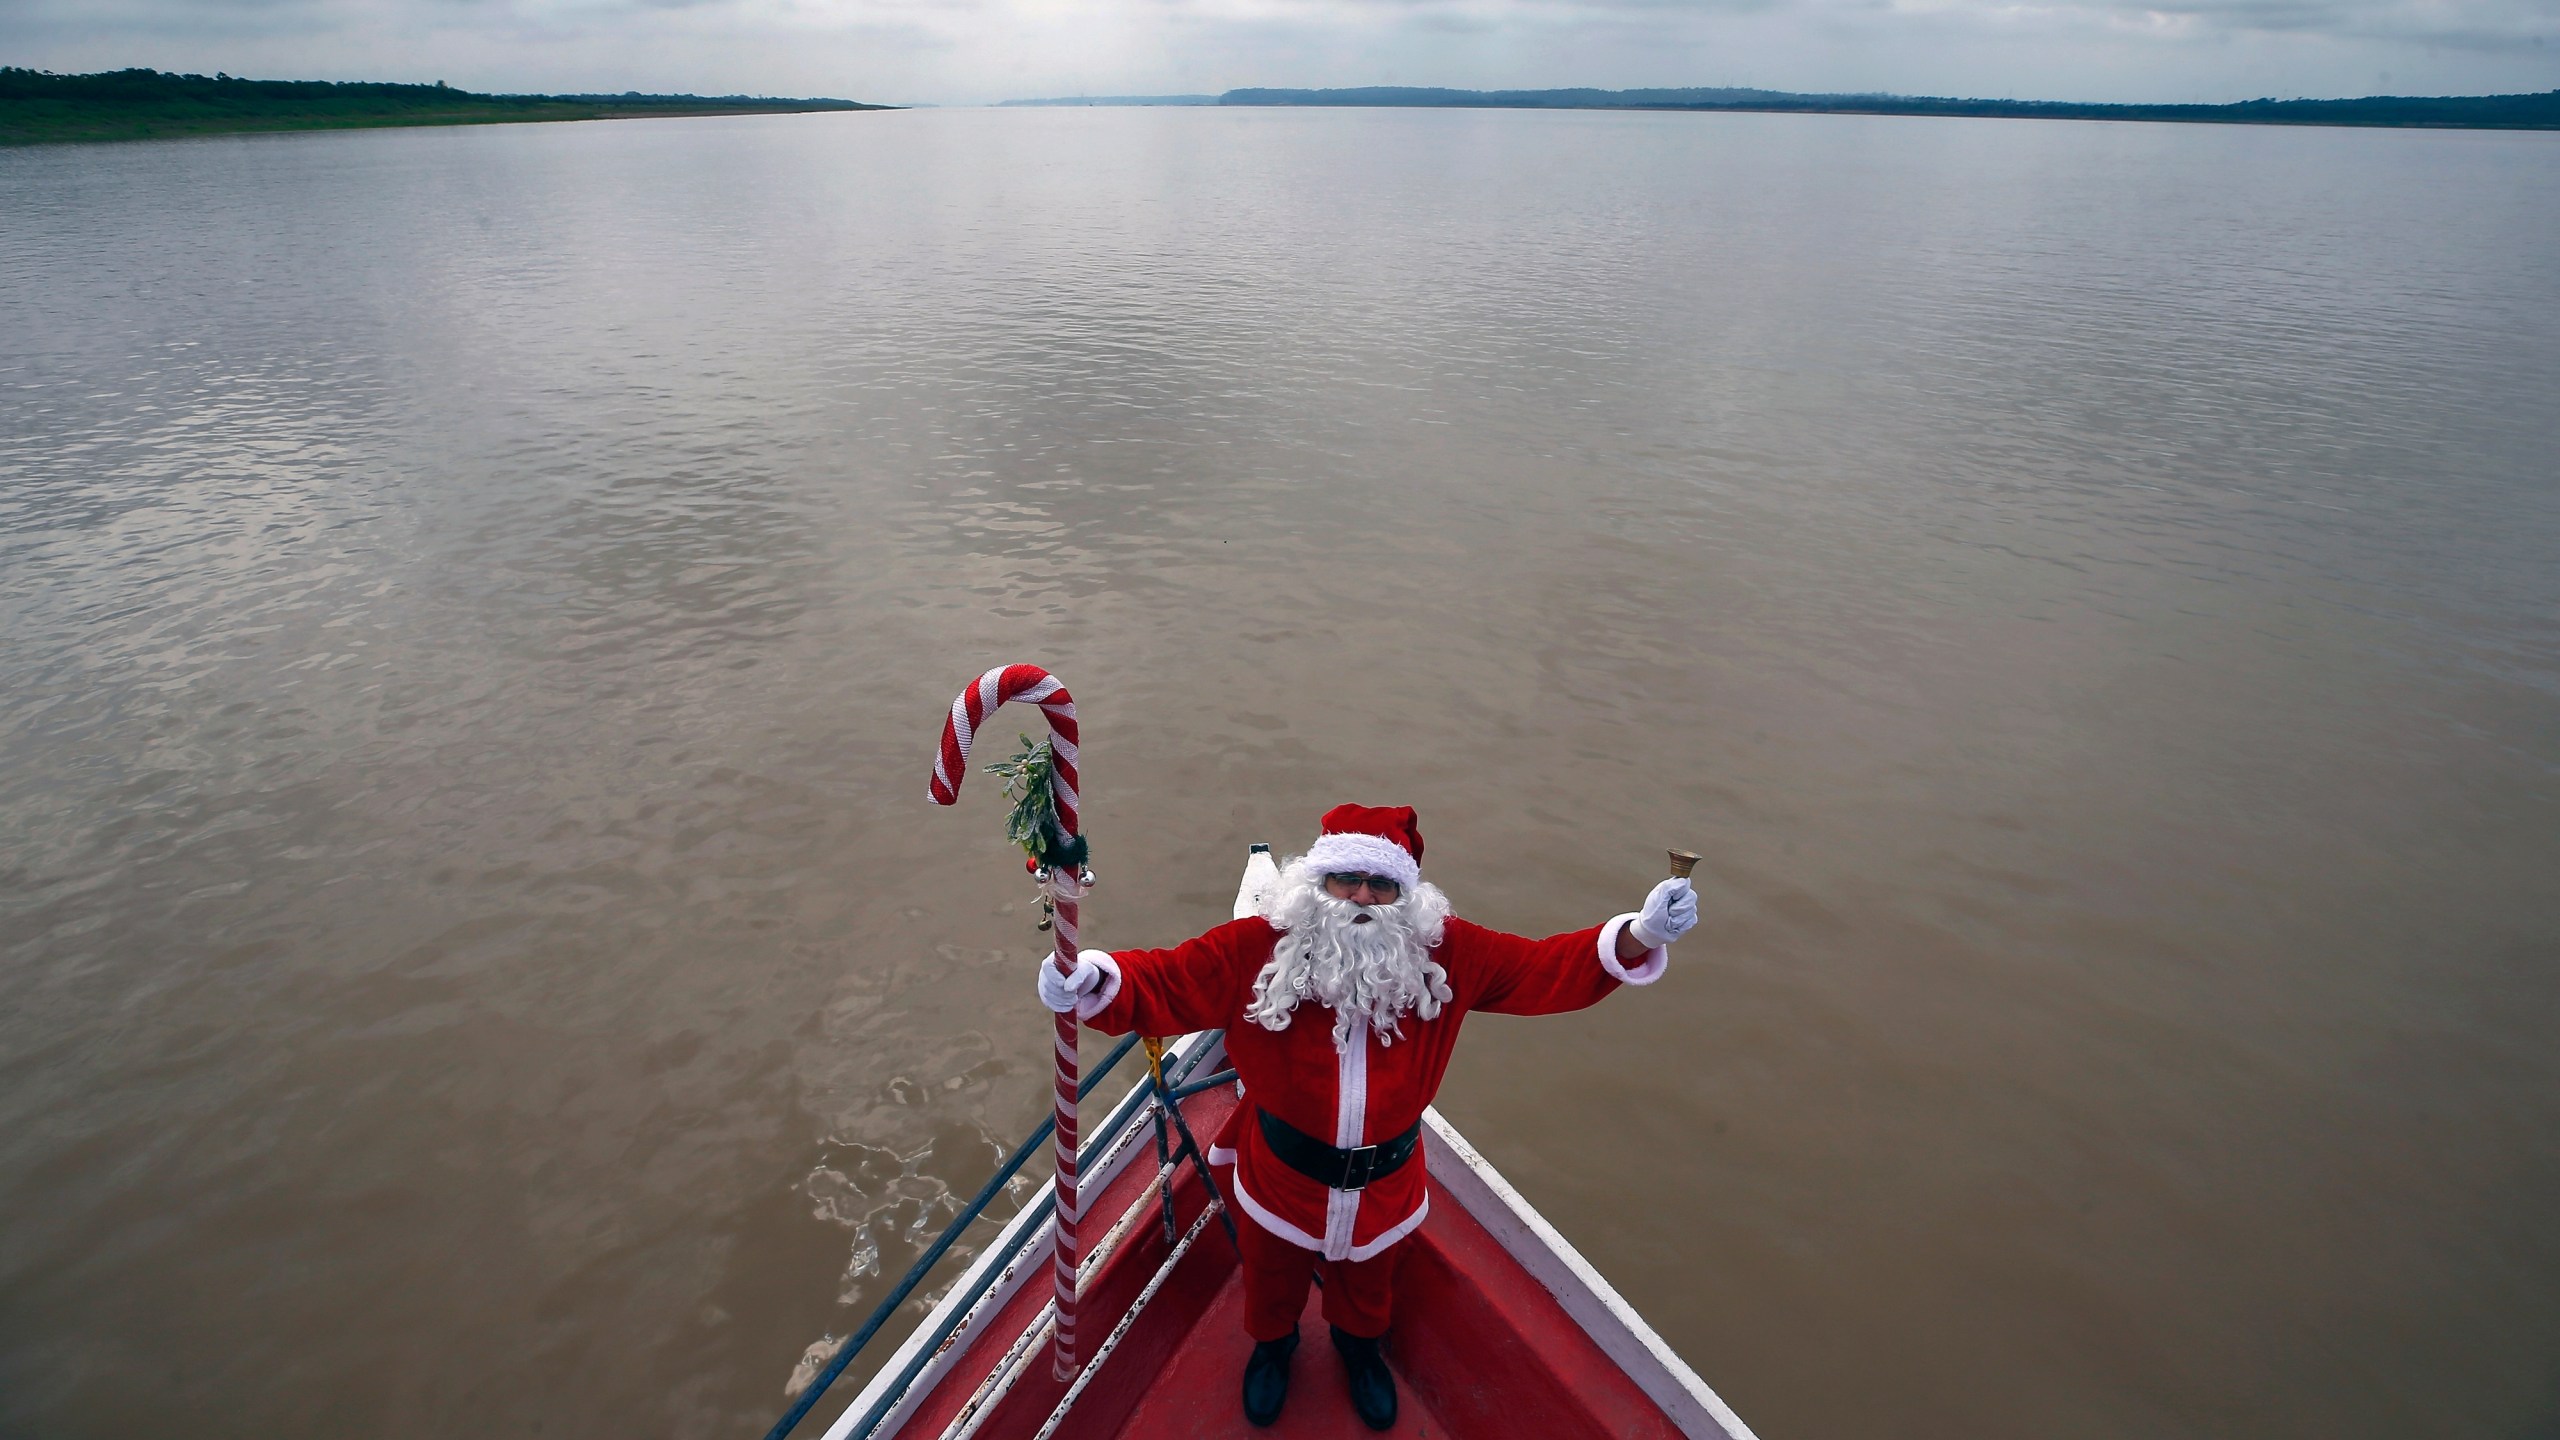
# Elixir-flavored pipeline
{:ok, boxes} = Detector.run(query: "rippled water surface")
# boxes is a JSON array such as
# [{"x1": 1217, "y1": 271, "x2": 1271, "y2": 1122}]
[{"x1": 3, "y1": 107, "x2": 2556, "y2": 1439}]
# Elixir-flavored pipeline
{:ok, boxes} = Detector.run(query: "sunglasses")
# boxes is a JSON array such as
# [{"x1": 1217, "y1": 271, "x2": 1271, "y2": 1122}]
[{"x1": 1324, "y1": 873, "x2": 1404, "y2": 900}]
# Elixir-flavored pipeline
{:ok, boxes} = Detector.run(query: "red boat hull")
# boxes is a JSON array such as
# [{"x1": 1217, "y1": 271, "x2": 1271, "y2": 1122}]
[{"x1": 837, "y1": 1067, "x2": 1730, "y2": 1440}]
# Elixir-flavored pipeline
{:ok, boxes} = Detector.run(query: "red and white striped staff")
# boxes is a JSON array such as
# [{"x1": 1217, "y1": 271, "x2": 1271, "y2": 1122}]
[{"x1": 928, "y1": 663, "x2": 1087, "y2": 1382}]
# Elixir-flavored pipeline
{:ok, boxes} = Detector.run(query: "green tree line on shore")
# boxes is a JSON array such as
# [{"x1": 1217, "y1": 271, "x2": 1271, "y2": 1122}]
[{"x1": 1, "y1": 68, "x2": 886, "y2": 145}]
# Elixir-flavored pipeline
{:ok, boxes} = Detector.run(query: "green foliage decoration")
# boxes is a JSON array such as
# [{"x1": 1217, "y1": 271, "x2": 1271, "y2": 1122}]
[{"x1": 986, "y1": 735, "x2": 1086, "y2": 868}]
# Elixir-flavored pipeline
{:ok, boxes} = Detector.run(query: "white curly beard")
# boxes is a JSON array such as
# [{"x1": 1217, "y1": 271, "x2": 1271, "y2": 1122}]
[{"x1": 1246, "y1": 858, "x2": 1455, "y2": 1051}]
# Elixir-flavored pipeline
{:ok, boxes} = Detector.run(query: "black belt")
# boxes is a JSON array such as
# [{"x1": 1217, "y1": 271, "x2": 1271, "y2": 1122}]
[{"x1": 1256, "y1": 1108, "x2": 1422, "y2": 1192}]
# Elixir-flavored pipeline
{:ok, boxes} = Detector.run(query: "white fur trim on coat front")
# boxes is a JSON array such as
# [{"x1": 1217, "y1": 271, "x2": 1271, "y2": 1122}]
[
  {"x1": 1299, "y1": 833, "x2": 1421, "y2": 890},
  {"x1": 1598, "y1": 915, "x2": 1669, "y2": 986}
]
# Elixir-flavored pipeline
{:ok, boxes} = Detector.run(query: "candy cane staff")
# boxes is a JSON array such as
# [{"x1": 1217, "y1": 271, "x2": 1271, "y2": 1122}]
[
  {"x1": 1038, "y1": 804, "x2": 1701, "y2": 1432},
  {"x1": 927, "y1": 663, "x2": 1092, "y2": 1382}
]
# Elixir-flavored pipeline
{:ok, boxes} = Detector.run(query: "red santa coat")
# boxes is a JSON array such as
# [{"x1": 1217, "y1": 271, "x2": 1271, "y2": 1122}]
[{"x1": 1080, "y1": 912, "x2": 1665, "y2": 1262}]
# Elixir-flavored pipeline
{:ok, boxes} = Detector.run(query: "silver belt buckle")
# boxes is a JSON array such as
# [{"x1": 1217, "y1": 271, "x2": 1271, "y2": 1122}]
[{"x1": 1339, "y1": 1143, "x2": 1381, "y2": 1190}]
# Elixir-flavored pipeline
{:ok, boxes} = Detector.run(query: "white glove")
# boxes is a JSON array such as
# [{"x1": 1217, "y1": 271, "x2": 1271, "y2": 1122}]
[
  {"x1": 1036, "y1": 950, "x2": 1108, "y2": 1014},
  {"x1": 1627, "y1": 877, "x2": 1698, "y2": 949}
]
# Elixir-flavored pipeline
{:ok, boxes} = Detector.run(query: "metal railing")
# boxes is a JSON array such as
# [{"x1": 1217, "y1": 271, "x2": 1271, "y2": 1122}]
[{"x1": 765, "y1": 1031, "x2": 1226, "y2": 1440}]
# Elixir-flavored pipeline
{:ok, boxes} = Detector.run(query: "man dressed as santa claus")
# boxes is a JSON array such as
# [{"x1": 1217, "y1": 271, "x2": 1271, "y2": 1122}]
[{"x1": 1036, "y1": 803, "x2": 1698, "y2": 1430}]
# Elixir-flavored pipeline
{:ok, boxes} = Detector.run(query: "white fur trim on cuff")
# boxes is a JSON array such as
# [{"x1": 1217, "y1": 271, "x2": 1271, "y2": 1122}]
[
  {"x1": 1299, "y1": 833, "x2": 1421, "y2": 890},
  {"x1": 1075, "y1": 950, "x2": 1123, "y2": 1020},
  {"x1": 1598, "y1": 915, "x2": 1669, "y2": 986}
]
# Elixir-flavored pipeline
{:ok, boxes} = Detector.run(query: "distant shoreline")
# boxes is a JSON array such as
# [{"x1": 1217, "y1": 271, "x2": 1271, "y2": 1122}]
[
  {"x1": 1008, "y1": 85, "x2": 2560, "y2": 131},
  {"x1": 0, "y1": 69, "x2": 892, "y2": 146},
  {"x1": 1216, "y1": 86, "x2": 2560, "y2": 131}
]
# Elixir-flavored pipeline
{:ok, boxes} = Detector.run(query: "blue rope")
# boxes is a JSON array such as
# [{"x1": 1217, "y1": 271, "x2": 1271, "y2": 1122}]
[{"x1": 761, "y1": 1031, "x2": 1143, "y2": 1440}]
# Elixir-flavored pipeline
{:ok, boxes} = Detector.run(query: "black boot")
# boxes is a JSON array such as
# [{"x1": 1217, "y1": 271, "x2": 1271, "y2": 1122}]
[
  {"x1": 1241, "y1": 1331, "x2": 1299, "y2": 1426},
  {"x1": 1331, "y1": 1325, "x2": 1397, "y2": 1431}
]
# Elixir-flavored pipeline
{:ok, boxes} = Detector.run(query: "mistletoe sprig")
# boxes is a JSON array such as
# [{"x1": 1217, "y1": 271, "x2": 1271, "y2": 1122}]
[{"x1": 985, "y1": 733, "x2": 1089, "y2": 869}]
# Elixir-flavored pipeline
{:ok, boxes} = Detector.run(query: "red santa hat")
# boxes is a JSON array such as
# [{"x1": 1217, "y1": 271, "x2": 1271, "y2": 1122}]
[{"x1": 1299, "y1": 803, "x2": 1424, "y2": 891}]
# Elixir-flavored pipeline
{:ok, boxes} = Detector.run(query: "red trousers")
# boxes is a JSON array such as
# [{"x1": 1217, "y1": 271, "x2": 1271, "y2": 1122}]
[{"x1": 1236, "y1": 1211, "x2": 1404, "y2": 1342}]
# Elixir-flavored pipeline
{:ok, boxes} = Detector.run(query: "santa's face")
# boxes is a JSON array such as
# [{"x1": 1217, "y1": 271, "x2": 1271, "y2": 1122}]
[{"x1": 1248, "y1": 859, "x2": 1454, "y2": 1050}]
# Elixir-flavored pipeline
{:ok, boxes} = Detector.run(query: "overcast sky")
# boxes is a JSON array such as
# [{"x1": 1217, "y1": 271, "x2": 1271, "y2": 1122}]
[{"x1": 3, "y1": 0, "x2": 2553, "y2": 106}]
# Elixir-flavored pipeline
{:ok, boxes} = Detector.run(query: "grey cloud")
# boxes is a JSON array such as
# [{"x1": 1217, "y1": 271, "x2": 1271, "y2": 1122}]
[
  {"x1": 2137, "y1": 0, "x2": 2354, "y2": 32},
  {"x1": 1505, "y1": 0, "x2": 1790, "y2": 16},
  {"x1": 2062, "y1": 0, "x2": 2557, "y2": 49},
  {"x1": 1770, "y1": 0, "x2": 2555, "y2": 55}
]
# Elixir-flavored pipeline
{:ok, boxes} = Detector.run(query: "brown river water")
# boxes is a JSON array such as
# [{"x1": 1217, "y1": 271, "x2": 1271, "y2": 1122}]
[{"x1": 2, "y1": 106, "x2": 2555, "y2": 1440}]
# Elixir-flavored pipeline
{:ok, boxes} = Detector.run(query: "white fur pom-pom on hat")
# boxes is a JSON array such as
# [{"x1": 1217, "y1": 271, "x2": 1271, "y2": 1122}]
[{"x1": 1298, "y1": 803, "x2": 1424, "y2": 891}]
